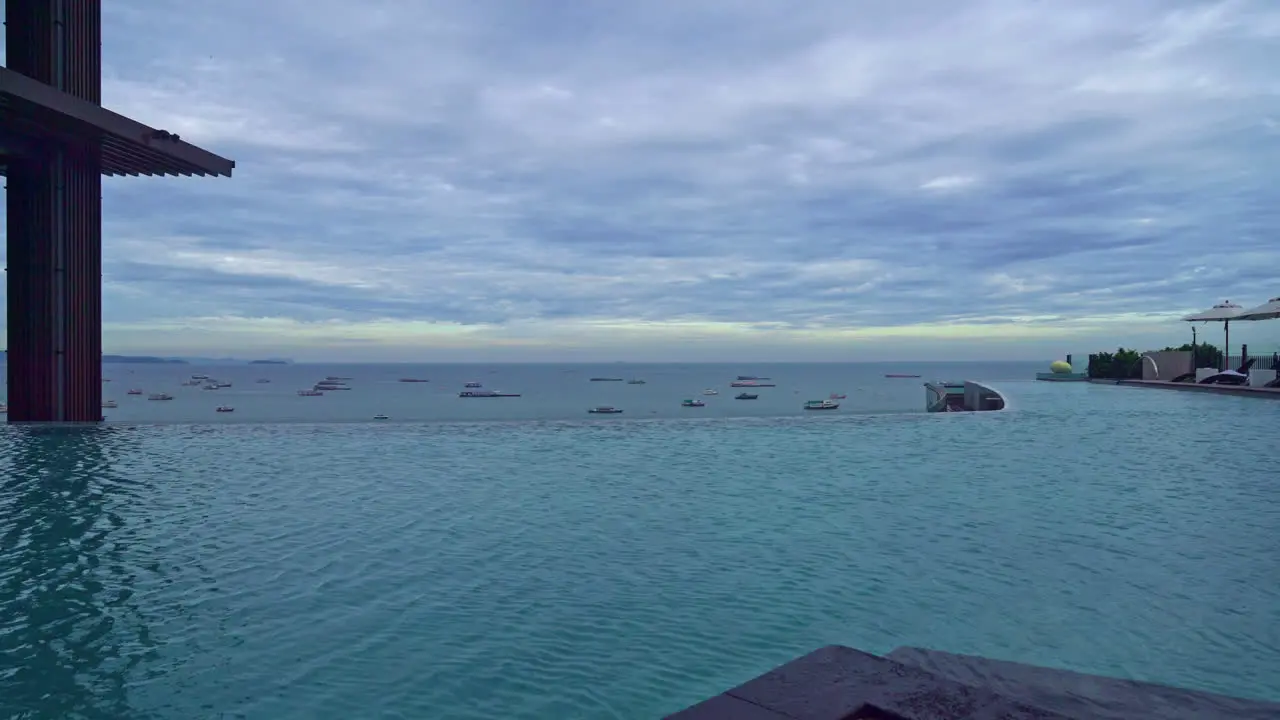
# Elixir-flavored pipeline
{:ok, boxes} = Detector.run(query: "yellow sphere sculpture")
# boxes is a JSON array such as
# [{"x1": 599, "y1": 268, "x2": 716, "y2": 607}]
[{"x1": 1049, "y1": 360, "x2": 1073, "y2": 374}]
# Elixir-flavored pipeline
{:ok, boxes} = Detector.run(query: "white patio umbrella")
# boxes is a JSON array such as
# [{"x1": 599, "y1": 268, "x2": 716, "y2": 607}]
[
  {"x1": 1236, "y1": 297, "x2": 1280, "y2": 372},
  {"x1": 1235, "y1": 296, "x2": 1280, "y2": 321},
  {"x1": 1182, "y1": 301, "x2": 1244, "y2": 370}
]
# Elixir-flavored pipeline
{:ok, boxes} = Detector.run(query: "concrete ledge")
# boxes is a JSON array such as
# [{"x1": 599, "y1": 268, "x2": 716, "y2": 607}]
[
  {"x1": 886, "y1": 647, "x2": 1280, "y2": 720},
  {"x1": 666, "y1": 646, "x2": 1070, "y2": 720},
  {"x1": 1112, "y1": 379, "x2": 1280, "y2": 399},
  {"x1": 666, "y1": 645, "x2": 1280, "y2": 719}
]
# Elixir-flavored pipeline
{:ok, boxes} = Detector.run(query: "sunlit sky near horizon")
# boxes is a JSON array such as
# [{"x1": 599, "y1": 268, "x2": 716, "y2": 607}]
[{"x1": 2, "y1": 0, "x2": 1279, "y2": 361}]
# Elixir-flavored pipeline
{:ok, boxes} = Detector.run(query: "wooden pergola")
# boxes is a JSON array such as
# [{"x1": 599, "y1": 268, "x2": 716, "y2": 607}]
[{"x1": 2, "y1": 0, "x2": 234, "y2": 422}]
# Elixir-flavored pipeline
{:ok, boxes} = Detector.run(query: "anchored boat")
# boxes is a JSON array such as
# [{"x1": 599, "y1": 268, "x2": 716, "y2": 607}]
[{"x1": 803, "y1": 399, "x2": 839, "y2": 410}]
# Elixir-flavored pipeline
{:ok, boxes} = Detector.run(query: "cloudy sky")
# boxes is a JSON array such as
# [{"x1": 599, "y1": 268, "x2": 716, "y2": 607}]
[{"x1": 4, "y1": 0, "x2": 1280, "y2": 361}]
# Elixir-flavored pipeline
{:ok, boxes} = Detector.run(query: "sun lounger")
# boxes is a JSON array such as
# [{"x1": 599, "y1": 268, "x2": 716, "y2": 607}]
[{"x1": 1198, "y1": 358, "x2": 1255, "y2": 385}]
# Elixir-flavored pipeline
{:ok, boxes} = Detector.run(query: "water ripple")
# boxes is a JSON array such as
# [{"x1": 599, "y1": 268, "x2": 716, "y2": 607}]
[{"x1": 1, "y1": 384, "x2": 1279, "y2": 719}]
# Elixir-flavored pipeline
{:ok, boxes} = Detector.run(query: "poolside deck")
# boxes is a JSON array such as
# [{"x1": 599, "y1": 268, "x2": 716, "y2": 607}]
[{"x1": 1108, "y1": 380, "x2": 1280, "y2": 399}]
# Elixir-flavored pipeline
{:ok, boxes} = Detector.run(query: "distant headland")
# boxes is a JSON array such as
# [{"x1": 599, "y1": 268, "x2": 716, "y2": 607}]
[
  {"x1": 103, "y1": 354, "x2": 187, "y2": 364},
  {"x1": 249, "y1": 359, "x2": 290, "y2": 364}
]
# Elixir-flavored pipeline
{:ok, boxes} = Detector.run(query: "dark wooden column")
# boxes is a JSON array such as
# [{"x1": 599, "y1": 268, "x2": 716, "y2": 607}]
[{"x1": 5, "y1": 0, "x2": 104, "y2": 422}]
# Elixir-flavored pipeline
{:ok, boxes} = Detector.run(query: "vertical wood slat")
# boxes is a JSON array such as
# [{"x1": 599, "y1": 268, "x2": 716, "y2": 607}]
[
  {"x1": 5, "y1": 0, "x2": 104, "y2": 422},
  {"x1": 6, "y1": 159, "x2": 55, "y2": 420}
]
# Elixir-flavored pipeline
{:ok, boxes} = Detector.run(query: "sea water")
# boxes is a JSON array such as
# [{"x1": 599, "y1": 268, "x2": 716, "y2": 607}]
[{"x1": 1, "y1": 363, "x2": 1278, "y2": 719}]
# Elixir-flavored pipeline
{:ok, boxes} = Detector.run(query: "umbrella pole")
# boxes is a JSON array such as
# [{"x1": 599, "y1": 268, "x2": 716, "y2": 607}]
[{"x1": 1224, "y1": 320, "x2": 1230, "y2": 371}]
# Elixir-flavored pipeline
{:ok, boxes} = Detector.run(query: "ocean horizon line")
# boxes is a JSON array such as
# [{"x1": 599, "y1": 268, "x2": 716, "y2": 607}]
[{"x1": 91, "y1": 358, "x2": 1058, "y2": 365}]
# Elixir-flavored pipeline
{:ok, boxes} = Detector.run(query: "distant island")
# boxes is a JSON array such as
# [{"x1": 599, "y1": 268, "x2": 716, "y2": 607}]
[
  {"x1": 249, "y1": 359, "x2": 290, "y2": 364},
  {"x1": 103, "y1": 355, "x2": 187, "y2": 364}
]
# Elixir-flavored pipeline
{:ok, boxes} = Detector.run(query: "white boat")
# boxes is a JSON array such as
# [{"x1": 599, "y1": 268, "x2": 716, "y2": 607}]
[
  {"x1": 588, "y1": 406, "x2": 623, "y2": 414},
  {"x1": 373, "y1": 414, "x2": 390, "y2": 420},
  {"x1": 102, "y1": 400, "x2": 118, "y2": 408},
  {"x1": 803, "y1": 399, "x2": 839, "y2": 410},
  {"x1": 701, "y1": 388, "x2": 718, "y2": 395},
  {"x1": 148, "y1": 393, "x2": 173, "y2": 401}
]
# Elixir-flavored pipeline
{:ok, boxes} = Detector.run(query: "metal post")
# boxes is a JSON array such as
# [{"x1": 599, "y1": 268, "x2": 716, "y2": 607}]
[{"x1": 1191, "y1": 326, "x2": 1197, "y2": 374}]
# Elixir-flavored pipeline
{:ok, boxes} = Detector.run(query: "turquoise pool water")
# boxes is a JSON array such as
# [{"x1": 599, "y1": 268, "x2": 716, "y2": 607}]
[{"x1": 1, "y1": 376, "x2": 1277, "y2": 718}]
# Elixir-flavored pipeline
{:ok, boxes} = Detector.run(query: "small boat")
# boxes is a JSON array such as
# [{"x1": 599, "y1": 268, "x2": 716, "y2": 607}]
[
  {"x1": 216, "y1": 406, "x2": 234, "y2": 413},
  {"x1": 325, "y1": 376, "x2": 352, "y2": 381},
  {"x1": 373, "y1": 414, "x2": 390, "y2": 420},
  {"x1": 459, "y1": 390, "x2": 520, "y2": 397},
  {"x1": 256, "y1": 378, "x2": 271, "y2": 384},
  {"x1": 588, "y1": 406, "x2": 624, "y2": 414},
  {"x1": 734, "y1": 393, "x2": 759, "y2": 400},
  {"x1": 398, "y1": 378, "x2": 429, "y2": 383},
  {"x1": 191, "y1": 374, "x2": 209, "y2": 380},
  {"x1": 127, "y1": 388, "x2": 143, "y2": 395},
  {"x1": 681, "y1": 399, "x2": 706, "y2": 407},
  {"x1": 590, "y1": 377, "x2": 624, "y2": 382},
  {"x1": 181, "y1": 379, "x2": 201, "y2": 386},
  {"x1": 148, "y1": 393, "x2": 173, "y2": 401},
  {"x1": 885, "y1": 374, "x2": 922, "y2": 379},
  {"x1": 730, "y1": 381, "x2": 777, "y2": 387},
  {"x1": 737, "y1": 375, "x2": 771, "y2": 380},
  {"x1": 216, "y1": 382, "x2": 232, "y2": 388},
  {"x1": 626, "y1": 379, "x2": 646, "y2": 384},
  {"x1": 102, "y1": 400, "x2": 118, "y2": 408},
  {"x1": 803, "y1": 399, "x2": 839, "y2": 410},
  {"x1": 314, "y1": 383, "x2": 349, "y2": 390},
  {"x1": 464, "y1": 381, "x2": 483, "y2": 388},
  {"x1": 298, "y1": 389, "x2": 324, "y2": 396},
  {"x1": 829, "y1": 392, "x2": 847, "y2": 399},
  {"x1": 103, "y1": 378, "x2": 111, "y2": 382},
  {"x1": 701, "y1": 388, "x2": 718, "y2": 395},
  {"x1": 0, "y1": 404, "x2": 7, "y2": 414}
]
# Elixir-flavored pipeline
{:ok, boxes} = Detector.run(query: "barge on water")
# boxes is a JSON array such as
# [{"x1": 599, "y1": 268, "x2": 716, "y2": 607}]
[{"x1": 924, "y1": 380, "x2": 1005, "y2": 412}]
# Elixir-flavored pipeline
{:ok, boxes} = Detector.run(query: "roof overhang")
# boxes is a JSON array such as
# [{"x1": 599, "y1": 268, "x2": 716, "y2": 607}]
[{"x1": 0, "y1": 66, "x2": 235, "y2": 177}]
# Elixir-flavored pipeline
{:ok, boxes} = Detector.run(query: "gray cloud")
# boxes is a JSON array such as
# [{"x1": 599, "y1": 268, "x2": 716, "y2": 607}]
[{"x1": 2, "y1": 0, "x2": 1279, "y2": 358}]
